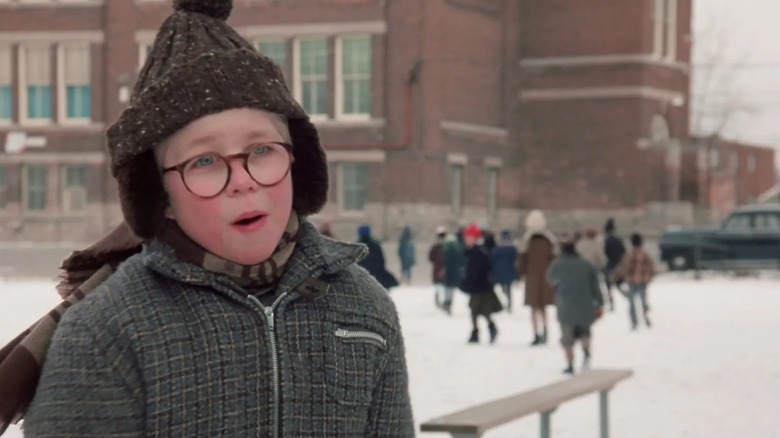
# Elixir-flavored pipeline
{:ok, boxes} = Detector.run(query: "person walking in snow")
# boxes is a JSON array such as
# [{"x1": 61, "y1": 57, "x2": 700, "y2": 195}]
[
  {"x1": 490, "y1": 230, "x2": 518, "y2": 313},
  {"x1": 441, "y1": 232, "x2": 465, "y2": 315},
  {"x1": 519, "y1": 210, "x2": 557, "y2": 346},
  {"x1": 428, "y1": 226, "x2": 447, "y2": 309},
  {"x1": 398, "y1": 225, "x2": 416, "y2": 285},
  {"x1": 603, "y1": 218, "x2": 626, "y2": 311},
  {"x1": 358, "y1": 224, "x2": 400, "y2": 290},
  {"x1": 460, "y1": 223, "x2": 502, "y2": 343},
  {"x1": 613, "y1": 232, "x2": 655, "y2": 330},
  {"x1": 547, "y1": 234, "x2": 605, "y2": 374}
]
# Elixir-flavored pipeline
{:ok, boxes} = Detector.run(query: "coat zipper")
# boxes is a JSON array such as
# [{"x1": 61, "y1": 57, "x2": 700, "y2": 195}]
[
  {"x1": 335, "y1": 328, "x2": 387, "y2": 350},
  {"x1": 246, "y1": 292, "x2": 289, "y2": 438}
]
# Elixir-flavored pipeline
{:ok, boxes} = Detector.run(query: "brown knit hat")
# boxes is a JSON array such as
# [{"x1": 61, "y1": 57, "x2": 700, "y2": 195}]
[{"x1": 106, "y1": 0, "x2": 328, "y2": 239}]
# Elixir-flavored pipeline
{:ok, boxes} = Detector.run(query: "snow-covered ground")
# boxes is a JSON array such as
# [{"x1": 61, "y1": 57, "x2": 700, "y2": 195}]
[{"x1": 2, "y1": 273, "x2": 779, "y2": 437}]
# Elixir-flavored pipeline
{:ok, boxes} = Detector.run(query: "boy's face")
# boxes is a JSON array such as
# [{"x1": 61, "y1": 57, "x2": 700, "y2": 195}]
[{"x1": 159, "y1": 108, "x2": 293, "y2": 265}]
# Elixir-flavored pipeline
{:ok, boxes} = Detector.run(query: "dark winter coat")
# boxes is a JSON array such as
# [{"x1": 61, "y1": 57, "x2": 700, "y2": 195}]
[
  {"x1": 519, "y1": 235, "x2": 555, "y2": 308},
  {"x1": 25, "y1": 222, "x2": 414, "y2": 437},
  {"x1": 547, "y1": 253, "x2": 604, "y2": 326},
  {"x1": 442, "y1": 239, "x2": 465, "y2": 288},
  {"x1": 358, "y1": 236, "x2": 400, "y2": 290},
  {"x1": 428, "y1": 242, "x2": 445, "y2": 284},
  {"x1": 604, "y1": 234, "x2": 626, "y2": 271},
  {"x1": 490, "y1": 244, "x2": 518, "y2": 285},
  {"x1": 460, "y1": 245, "x2": 492, "y2": 295}
]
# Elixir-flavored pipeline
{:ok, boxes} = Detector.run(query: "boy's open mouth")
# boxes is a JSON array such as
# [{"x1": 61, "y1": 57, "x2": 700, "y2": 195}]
[{"x1": 232, "y1": 212, "x2": 266, "y2": 226}]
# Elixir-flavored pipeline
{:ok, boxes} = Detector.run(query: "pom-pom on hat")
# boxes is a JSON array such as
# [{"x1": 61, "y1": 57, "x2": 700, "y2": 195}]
[
  {"x1": 463, "y1": 223, "x2": 482, "y2": 240},
  {"x1": 106, "y1": 0, "x2": 328, "y2": 239}
]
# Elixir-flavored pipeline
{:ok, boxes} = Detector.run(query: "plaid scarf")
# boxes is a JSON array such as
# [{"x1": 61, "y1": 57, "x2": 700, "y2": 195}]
[{"x1": 0, "y1": 212, "x2": 299, "y2": 434}]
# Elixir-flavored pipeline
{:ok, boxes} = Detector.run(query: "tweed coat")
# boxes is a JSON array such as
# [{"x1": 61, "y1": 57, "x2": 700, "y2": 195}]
[{"x1": 24, "y1": 222, "x2": 414, "y2": 437}]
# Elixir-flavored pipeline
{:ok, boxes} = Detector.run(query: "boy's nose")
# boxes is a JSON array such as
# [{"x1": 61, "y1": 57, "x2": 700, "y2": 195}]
[{"x1": 225, "y1": 159, "x2": 259, "y2": 195}]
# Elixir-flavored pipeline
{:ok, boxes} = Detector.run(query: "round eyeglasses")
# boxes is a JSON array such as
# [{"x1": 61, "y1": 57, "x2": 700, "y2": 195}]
[{"x1": 161, "y1": 142, "x2": 294, "y2": 198}]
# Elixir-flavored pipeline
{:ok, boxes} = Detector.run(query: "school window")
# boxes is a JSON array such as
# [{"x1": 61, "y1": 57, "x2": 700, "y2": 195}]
[
  {"x1": 24, "y1": 165, "x2": 48, "y2": 212},
  {"x1": 63, "y1": 164, "x2": 88, "y2": 213},
  {"x1": 339, "y1": 35, "x2": 371, "y2": 117},
  {"x1": 62, "y1": 44, "x2": 91, "y2": 120},
  {"x1": 0, "y1": 46, "x2": 12, "y2": 121},
  {"x1": 487, "y1": 168, "x2": 498, "y2": 218},
  {"x1": 450, "y1": 165, "x2": 464, "y2": 216},
  {"x1": 653, "y1": 0, "x2": 677, "y2": 60},
  {"x1": 258, "y1": 40, "x2": 289, "y2": 83},
  {"x1": 340, "y1": 163, "x2": 368, "y2": 212},
  {"x1": 138, "y1": 43, "x2": 153, "y2": 70},
  {"x1": 0, "y1": 166, "x2": 7, "y2": 210},
  {"x1": 24, "y1": 45, "x2": 53, "y2": 121},
  {"x1": 298, "y1": 38, "x2": 329, "y2": 116},
  {"x1": 709, "y1": 149, "x2": 720, "y2": 169},
  {"x1": 748, "y1": 154, "x2": 757, "y2": 174}
]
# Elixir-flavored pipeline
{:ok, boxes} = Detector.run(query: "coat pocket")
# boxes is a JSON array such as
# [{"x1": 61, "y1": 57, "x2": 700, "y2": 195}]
[{"x1": 326, "y1": 326, "x2": 387, "y2": 405}]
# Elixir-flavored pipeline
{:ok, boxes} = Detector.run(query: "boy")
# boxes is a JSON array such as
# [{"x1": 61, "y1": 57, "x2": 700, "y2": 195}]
[
  {"x1": 614, "y1": 233, "x2": 656, "y2": 330},
  {"x1": 547, "y1": 235, "x2": 605, "y2": 375},
  {"x1": 19, "y1": 1, "x2": 414, "y2": 436}
]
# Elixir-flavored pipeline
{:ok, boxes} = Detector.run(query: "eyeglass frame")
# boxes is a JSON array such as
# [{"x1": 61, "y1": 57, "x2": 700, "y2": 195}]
[{"x1": 161, "y1": 141, "x2": 294, "y2": 199}]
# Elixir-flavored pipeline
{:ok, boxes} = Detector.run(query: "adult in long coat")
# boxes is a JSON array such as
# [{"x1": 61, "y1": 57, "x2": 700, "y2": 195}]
[
  {"x1": 440, "y1": 233, "x2": 465, "y2": 314},
  {"x1": 357, "y1": 225, "x2": 399, "y2": 290},
  {"x1": 428, "y1": 226, "x2": 447, "y2": 308},
  {"x1": 518, "y1": 210, "x2": 558, "y2": 346}
]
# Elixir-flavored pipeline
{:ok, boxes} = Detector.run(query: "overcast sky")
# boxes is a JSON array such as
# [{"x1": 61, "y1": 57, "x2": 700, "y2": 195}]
[{"x1": 692, "y1": 0, "x2": 780, "y2": 164}]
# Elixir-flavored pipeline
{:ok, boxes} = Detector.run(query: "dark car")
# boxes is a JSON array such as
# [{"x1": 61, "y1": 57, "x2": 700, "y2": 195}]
[{"x1": 659, "y1": 204, "x2": 780, "y2": 271}]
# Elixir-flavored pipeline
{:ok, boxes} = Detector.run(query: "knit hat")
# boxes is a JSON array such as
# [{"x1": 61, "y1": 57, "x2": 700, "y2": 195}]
[
  {"x1": 463, "y1": 223, "x2": 482, "y2": 239},
  {"x1": 524, "y1": 209, "x2": 547, "y2": 232},
  {"x1": 358, "y1": 224, "x2": 372, "y2": 238},
  {"x1": 106, "y1": 0, "x2": 328, "y2": 239}
]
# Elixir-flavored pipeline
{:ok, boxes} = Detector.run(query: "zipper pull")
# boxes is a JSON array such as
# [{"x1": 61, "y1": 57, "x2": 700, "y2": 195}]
[{"x1": 264, "y1": 306, "x2": 275, "y2": 329}]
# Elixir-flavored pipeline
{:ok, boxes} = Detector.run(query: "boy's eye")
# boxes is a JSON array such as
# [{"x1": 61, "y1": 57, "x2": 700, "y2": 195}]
[
  {"x1": 193, "y1": 155, "x2": 218, "y2": 167},
  {"x1": 251, "y1": 145, "x2": 271, "y2": 155}
]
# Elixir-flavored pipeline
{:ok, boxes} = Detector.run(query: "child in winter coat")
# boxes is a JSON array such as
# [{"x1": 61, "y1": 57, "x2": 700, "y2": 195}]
[
  {"x1": 428, "y1": 226, "x2": 448, "y2": 310},
  {"x1": 461, "y1": 224, "x2": 502, "y2": 344},
  {"x1": 14, "y1": 2, "x2": 414, "y2": 436},
  {"x1": 613, "y1": 233, "x2": 656, "y2": 330},
  {"x1": 547, "y1": 235, "x2": 605, "y2": 375},
  {"x1": 490, "y1": 230, "x2": 519, "y2": 312}
]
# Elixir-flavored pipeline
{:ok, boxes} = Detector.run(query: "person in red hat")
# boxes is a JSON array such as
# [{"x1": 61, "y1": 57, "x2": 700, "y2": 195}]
[{"x1": 460, "y1": 223, "x2": 503, "y2": 344}]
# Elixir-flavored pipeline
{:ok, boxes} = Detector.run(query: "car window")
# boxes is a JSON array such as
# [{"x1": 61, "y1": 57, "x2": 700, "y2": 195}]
[
  {"x1": 754, "y1": 213, "x2": 780, "y2": 230},
  {"x1": 724, "y1": 214, "x2": 752, "y2": 230}
]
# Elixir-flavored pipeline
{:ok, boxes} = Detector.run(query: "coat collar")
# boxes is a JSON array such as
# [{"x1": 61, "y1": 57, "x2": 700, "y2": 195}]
[{"x1": 141, "y1": 220, "x2": 367, "y2": 299}]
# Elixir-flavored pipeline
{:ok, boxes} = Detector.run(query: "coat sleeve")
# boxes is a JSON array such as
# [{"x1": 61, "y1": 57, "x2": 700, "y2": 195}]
[
  {"x1": 364, "y1": 313, "x2": 415, "y2": 437},
  {"x1": 24, "y1": 308, "x2": 144, "y2": 437}
]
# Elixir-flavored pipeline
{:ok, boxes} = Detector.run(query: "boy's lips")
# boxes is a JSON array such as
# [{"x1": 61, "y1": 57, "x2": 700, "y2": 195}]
[{"x1": 231, "y1": 211, "x2": 268, "y2": 232}]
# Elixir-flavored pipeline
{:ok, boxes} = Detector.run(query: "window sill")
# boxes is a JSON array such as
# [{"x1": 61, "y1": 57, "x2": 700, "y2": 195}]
[
  {"x1": 315, "y1": 118, "x2": 386, "y2": 129},
  {"x1": 5, "y1": 121, "x2": 106, "y2": 131}
]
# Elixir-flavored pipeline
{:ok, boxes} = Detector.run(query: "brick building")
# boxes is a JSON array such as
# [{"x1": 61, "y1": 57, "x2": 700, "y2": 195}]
[
  {"x1": 0, "y1": 0, "x2": 706, "y2": 243},
  {"x1": 680, "y1": 137, "x2": 777, "y2": 219}
]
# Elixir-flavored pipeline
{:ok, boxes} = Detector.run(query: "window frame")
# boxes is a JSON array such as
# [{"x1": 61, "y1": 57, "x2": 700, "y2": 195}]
[
  {"x1": 450, "y1": 165, "x2": 464, "y2": 217},
  {"x1": 338, "y1": 162, "x2": 369, "y2": 214},
  {"x1": 58, "y1": 43, "x2": 92, "y2": 123},
  {"x1": 294, "y1": 37, "x2": 330, "y2": 120},
  {"x1": 23, "y1": 164, "x2": 49, "y2": 214},
  {"x1": 61, "y1": 164, "x2": 88, "y2": 215},
  {"x1": 335, "y1": 34, "x2": 372, "y2": 121},
  {"x1": 19, "y1": 43, "x2": 53, "y2": 125}
]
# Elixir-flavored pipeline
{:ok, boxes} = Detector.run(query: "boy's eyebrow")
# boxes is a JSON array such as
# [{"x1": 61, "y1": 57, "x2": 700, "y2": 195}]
[
  {"x1": 244, "y1": 129, "x2": 282, "y2": 141},
  {"x1": 187, "y1": 134, "x2": 219, "y2": 148}
]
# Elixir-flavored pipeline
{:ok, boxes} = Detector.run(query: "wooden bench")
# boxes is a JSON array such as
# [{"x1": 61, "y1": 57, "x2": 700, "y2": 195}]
[{"x1": 419, "y1": 368, "x2": 633, "y2": 438}]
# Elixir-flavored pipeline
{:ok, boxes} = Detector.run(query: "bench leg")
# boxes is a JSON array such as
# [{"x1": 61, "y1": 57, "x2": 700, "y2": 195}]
[
  {"x1": 540, "y1": 409, "x2": 555, "y2": 438},
  {"x1": 600, "y1": 390, "x2": 610, "y2": 438}
]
